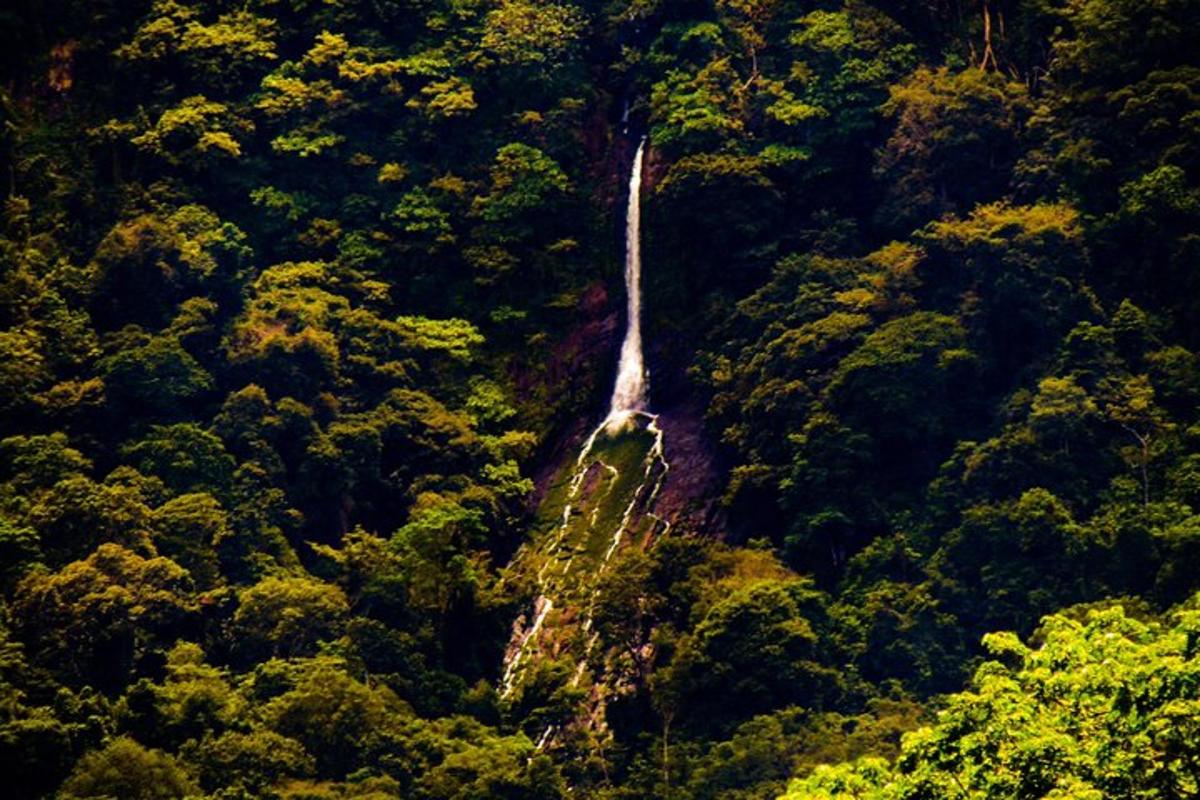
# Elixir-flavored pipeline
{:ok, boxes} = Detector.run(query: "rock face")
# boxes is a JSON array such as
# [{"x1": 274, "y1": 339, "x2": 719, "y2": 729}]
[
  {"x1": 523, "y1": 280, "x2": 620, "y2": 510},
  {"x1": 652, "y1": 396, "x2": 727, "y2": 539},
  {"x1": 522, "y1": 319, "x2": 726, "y2": 541}
]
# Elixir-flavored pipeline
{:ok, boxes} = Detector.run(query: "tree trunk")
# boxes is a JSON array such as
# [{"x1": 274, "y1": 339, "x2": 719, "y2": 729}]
[
  {"x1": 980, "y1": 1, "x2": 997, "y2": 71},
  {"x1": 662, "y1": 712, "x2": 672, "y2": 793}
]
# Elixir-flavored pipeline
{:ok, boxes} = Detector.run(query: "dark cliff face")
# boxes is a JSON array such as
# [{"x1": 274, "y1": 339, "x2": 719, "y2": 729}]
[{"x1": 653, "y1": 396, "x2": 726, "y2": 538}]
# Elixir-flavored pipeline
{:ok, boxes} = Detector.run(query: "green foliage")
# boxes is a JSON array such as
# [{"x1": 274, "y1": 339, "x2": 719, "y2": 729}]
[
  {"x1": 13, "y1": 544, "x2": 197, "y2": 690},
  {"x1": 19, "y1": 474, "x2": 156, "y2": 563},
  {"x1": 233, "y1": 576, "x2": 349, "y2": 660},
  {"x1": 827, "y1": 311, "x2": 973, "y2": 446},
  {"x1": 413, "y1": 725, "x2": 566, "y2": 800},
  {"x1": 123, "y1": 423, "x2": 235, "y2": 498},
  {"x1": 150, "y1": 493, "x2": 227, "y2": 589},
  {"x1": 185, "y1": 728, "x2": 315, "y2": 795},
  {"x1": 59, "y1": 736, "x2": 199, "y2": 800},
  {"x1": 4, "y1": 0, "x2": 1200, "y2": 797},
  {"x1": 782, "y1": 601, "x2": 1200, "y2": 799},
  {"x1": 256, "y1": 657, "x2": 408, "y2": 779},
  {"x1": 474, "y1": 143, "x2": 571, "y2": 224},
  {"x1": 131, "y1": 95, "x2": 254, "y2": 166},
  {"x1": 657, "y1": 577, "x2": 842, "y2": 735},
  {"x1": 476, "y1": 0, "x2": 586, "y2": 72},
  {"x1": 876, "y1": 67, "x2": 1032, "y2": 231},
  {"x1": 116, "y1": 1, "x2": 278, "y2": 92}
]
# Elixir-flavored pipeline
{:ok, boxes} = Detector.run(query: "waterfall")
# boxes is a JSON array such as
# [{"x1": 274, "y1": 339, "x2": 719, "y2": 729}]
[
  {"x1": 500, "y1": 137, "x2": 670, "y2": 749},
  {"x1": 607, "y1": 137, "x2": 648, "y2": 429}
]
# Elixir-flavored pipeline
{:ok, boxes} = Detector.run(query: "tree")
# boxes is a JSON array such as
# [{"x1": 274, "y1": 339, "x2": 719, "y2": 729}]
[
  {"x1": 0, "y1": 432, "x2": 92, "y2": 494},
  {"x1": 130, "y1": 95, "x2": 254, "y2": 167},
  {"x1": 1029, "y1": 375, "x2": 1097, "y2": 455},
  {"x1": 150, "y1": 493, "x2": 228, "y2": 589},
  {"x1": 655, "y1": 578, "x2": 841, "y2": 735},
  {"x1": 123, "y1": 423, "x2": 236, "y2": 499},
  {"x1": 88, "y1": 205, "x2": 252, "y2": 329},
  {"x1": 833, "y1": 572, "x2": 966, "y2": 696},
  {"x1": 825, "y1": 311, "x2": 974, "y2": 455},
  {"x1": 185, "y1": 727, "x2": 314, "y2": 795},
  {"x1": 591, "y1": 549, "x2": 662, "y2": 681},
  {"x1": 0, "y1": 328, "x2": 52, "y2": 418},
  {"x1": 59, "y1": 736, "x2": 199, "y2": 800},
  {"x1": 0, "y1": 708, "x2": 74, "y2": 800},
  {"x1": 116, "y1": 1, "x2": 278, "y2": 94},
  {"x1": 232, "y1": 575, "x2": 349, "y2": 660},
  {"x1": 1100, "y1": 374, "x2": 1173, "y2": 506},
  {"x1": 415, "y1": 731, "x2": 566, "y2": 800},
  {"x1": 876, "y1": 67, "x2": 1031, "y2": 232},
  {"x1": 257, "y1": 657, "x2": 410, "y2": 779},
  {"x1": 651, "y1": 153, "x2": 780, "y2": 294},
  {"x1": 99, "y1": 331, "x2": 213, "y2": 416},
  {"x1": 13, "y1": 544, "x2": 197, "y2": 690},
  {"x1": 0, "y1": 518, "x2": 41, "y2": 590},
  {"x1": 475, "y1": 143, "x2": 570, "y2": 223},
  {"x1": 914, "y1": 202, "x2": 1088, "y2": 378},
  {"x1": 934, "y1": 487, "x2": 1093, "y2": 637},
  {"x1": 474, "y1": 0, "x2": 586, "y2": 95},
  {"x1": 120, "y1": 641, "x2": 239, "y2": 750},
  {"x1": 23, "y1": 474, "x2": 156, "y2": 563},
  {"x1": 650, "y1": 59, "x2": 747, "y2": 154}
]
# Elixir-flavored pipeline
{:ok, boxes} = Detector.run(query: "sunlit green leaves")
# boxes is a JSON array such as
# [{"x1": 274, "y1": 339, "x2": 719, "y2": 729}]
[
  {"x1": 475, "y1": 0, "x2": 586, "y2": 71},
  {"x1": 472, "y1": 143, "x2": 571, "y2": 224},
  {"x1": 131, "y1": 96, "x2": 254, "y2": 165},
  {"x1": 784, "y1": 602, "x2": 1200, "y2": 800}
]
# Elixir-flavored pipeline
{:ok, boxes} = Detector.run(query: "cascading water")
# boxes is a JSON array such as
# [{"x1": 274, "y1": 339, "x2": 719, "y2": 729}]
[
  {"x1": 500, "y1": 136, "x2": 669, "y2": 749},
  {"x1": 607, "y1": 137, "x2": 648, "y2": 429}
]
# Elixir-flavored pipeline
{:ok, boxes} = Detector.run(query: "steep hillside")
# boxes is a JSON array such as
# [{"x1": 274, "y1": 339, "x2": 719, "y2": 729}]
[{"x1": 2, "y1": 1, "x2": 1200, "y2": 798}]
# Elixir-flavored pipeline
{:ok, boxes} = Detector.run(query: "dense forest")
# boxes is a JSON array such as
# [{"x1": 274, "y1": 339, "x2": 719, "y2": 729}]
[{"x1": 2, "y1": 0, "x2": 1200, "y2": 797}]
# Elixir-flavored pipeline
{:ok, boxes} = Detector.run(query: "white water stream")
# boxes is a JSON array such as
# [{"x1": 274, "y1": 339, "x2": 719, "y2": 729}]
[{"x1": 607, "y1": 138, "x2": 649, "y2": 428}]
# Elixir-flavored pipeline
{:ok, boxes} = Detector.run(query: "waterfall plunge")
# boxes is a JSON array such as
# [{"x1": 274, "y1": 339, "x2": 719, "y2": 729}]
[{"x1": 606, "y1": 138, "x2": 648, "y2": 430}]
